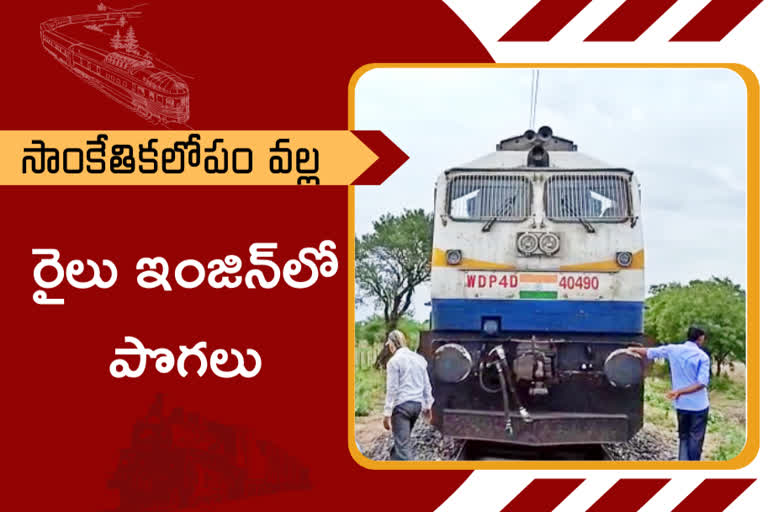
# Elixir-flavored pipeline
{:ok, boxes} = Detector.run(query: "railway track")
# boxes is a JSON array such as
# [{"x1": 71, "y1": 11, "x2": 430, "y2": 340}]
[{"x1": 455, "y1": 440, "x2": 615, "y2": 461}]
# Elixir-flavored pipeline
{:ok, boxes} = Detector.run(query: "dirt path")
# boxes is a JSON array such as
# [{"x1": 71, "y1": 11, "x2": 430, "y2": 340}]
[{"x1": 355, "y1": 410, "x2": 385, "y2": 451}]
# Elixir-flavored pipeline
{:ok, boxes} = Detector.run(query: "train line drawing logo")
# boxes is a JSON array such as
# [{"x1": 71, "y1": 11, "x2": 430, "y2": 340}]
[{"x1": 40, "y1": 4, "x2": 191, "y2": 126}]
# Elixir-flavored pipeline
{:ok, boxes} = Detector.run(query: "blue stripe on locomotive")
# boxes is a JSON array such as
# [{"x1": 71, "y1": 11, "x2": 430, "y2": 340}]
[{"x1": 431, "y1": 298, "x2": 644, "y2": 334}]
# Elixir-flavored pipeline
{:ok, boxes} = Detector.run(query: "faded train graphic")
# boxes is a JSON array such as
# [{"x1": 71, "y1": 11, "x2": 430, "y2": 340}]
[
  {"x1": 109, "y1": 394, "x2": 310, "y2": 510},
  {"x1": 40, "y1": 8, "x2": 190, "y2": 125}
]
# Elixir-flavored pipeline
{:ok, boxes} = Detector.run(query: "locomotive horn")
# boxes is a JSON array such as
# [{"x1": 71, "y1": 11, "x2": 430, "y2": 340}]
[
  {"x1": 537, "y1": 125, "x2": 553, "y2": 141},
  {"x1": 523, "y1": 129, "x2": 536, "y2": 141},
  {"x1": 527, "y1": 143, "x2": 550, "y2": 167}
]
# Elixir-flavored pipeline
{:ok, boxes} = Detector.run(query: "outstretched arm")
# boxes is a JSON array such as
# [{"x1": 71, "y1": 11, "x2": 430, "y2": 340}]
[{"x1": 629, "y1": 344, "x2": 671, "y2": 361}]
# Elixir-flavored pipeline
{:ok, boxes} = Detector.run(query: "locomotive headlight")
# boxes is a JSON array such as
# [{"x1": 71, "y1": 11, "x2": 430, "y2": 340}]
[
  {"x1": 517, "y1": 232, "x2": 539, "y2": 256},
  {"x1": 538, "y1": 232, "x2": 560, "y2": 256},
  {"x1": 616, "y1": 251, "x2": 633, "y2": 267},
  {"x1": 446, "y1": 249, "x2": 463, "y2": 265},
  {"x1": 434, "y1": 343, "x2": 473, "y2": 383}
]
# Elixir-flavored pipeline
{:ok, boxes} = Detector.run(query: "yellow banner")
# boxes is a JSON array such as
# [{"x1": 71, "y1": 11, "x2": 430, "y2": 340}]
[{"x1": 0, "y1": 131, "x2": 381, "y2": 185}]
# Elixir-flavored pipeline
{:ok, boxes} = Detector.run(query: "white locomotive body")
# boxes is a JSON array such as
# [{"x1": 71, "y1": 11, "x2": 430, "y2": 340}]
[
  {"x1": 420, "y1": 127, "x2": 646, "y2": 446},
  {"x1": 431, "y1": 130, "x2": 644, "y2": 334}
]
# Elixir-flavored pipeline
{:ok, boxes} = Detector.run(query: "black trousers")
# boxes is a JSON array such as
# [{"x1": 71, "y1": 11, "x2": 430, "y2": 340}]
[
  {"x1": 390, "y1": 401, "x2": 421, "y2": 461},
  {"x1": 677, "y1": 408, "x2": 709, "y2": 461}
]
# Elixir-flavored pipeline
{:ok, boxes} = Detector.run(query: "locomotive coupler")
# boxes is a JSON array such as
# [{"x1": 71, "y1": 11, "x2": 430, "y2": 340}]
[{"x1": 512, "y1": 337, "x2": 557, "y2": 396}]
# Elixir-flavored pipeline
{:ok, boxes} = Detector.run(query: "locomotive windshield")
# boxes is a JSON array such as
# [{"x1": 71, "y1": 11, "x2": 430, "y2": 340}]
[
  {"x1": 545, "y1": 174, "x2": 631, "y2": 221},
  {"x1": 448, "y1": 175, "x2": 531, "y2": 220}
]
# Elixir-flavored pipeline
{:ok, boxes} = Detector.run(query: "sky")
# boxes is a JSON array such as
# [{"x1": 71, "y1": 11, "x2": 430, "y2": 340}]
[{"x1": 353, "y1": 68, "x2": 747, "y2": 322}]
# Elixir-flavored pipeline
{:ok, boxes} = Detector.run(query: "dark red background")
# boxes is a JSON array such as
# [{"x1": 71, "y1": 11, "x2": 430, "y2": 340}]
[{"x1": 2, "y1": 0, "x2": 493, "y2": 510}]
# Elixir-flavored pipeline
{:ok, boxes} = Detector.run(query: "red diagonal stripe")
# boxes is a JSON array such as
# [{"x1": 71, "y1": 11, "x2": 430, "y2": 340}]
[
  {"x1": 499, "y1": 0, "x2": 592, "y2": 41},
  {"x1": 671, "y1": 0, "x2": 763, "y2": 41},
  {"x1": 586, "y1": 479, "x2": 670, "y2": 512},
  {"x1": 351, "y1": 130, "x2": 409, "y2": 185},
  {"x1": 586, "y1": 0, "x2": 677, "y2": 41},
  {"x1": 500, "y1": 479, "x2": 583, "y2": 512},
  {"x1": 671, "y1": 479, "x2": 755, "y2": 512}
]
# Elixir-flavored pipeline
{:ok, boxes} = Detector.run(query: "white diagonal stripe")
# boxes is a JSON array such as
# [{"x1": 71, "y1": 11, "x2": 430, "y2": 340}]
[
  {"x1": 434, "y1": 472, "x2": 533, "y2": 512},
  {"x1": 551, "y1": 477, "x2": 614, "y2": 512},
  {"x1": 637, "y1": 477, "x2": 701, "y2": 512},
  {"x1": 637, "y1": 0, "x2": 712, "y2": 42},
  {"x1": 551, "y1": 0, "x2": 627, "y2": 42}
]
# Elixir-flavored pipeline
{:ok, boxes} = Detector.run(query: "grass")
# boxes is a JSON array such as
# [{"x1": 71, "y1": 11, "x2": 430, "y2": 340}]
[
  {"x1": 643, "y1": 365, "x2": 746, "y2": 461},
  {"x1": 706, "y1": 373, "x2": 747, "y2": 460},
  {"x1": 643, "y1": 376, "x2": 677, "y2": 430},
  {"x1": 354, "y1": 318, "x2": 746, "y2": 460},
  {"x1": 354, "y1": 315, "x2": 424, "y2": 416},
  {"x1": 355, "y1": 362, "x2": 746, "y2": 460},
  {"x1": 710, "y1": 423, "x2": 746, "y2": 461},
  {"x1": 354, "y1": 366, "x2": 386, "y2": 417}
]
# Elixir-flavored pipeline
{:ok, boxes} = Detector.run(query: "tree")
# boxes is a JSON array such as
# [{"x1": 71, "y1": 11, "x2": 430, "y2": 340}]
[
  {"x1": 119, "y1": 15, "x2": 127, "y2": 27},
  {"x1": 711, "y1": 276, "x2": 745, "y2": 298},
  {"x1": 356, "y1": 209, "x2": 433, "y2": 361},
  {"x1": 648, "y1": 281, "x2": 681, "y2": 296},
  {"x1": 645, "y1": 277, "x2": 746, "y2": 376},
  {"x1": 110, "y1": 29, "x2": 123, "y2": 50},
  {"x1": 355, "y1": 315, "x2": 426, "y2": 349},
  {"x1": 123, "y1": 26, "x2": 139, "y2": 54}
]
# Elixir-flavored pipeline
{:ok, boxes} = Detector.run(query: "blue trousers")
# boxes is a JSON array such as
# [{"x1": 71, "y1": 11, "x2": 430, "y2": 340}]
[
  {"x1": 676, "y1": 408, "x2": 708, "y2": 461},
  {"x1": 390, "y1": 401, "x2": 421, "y2": 460}
]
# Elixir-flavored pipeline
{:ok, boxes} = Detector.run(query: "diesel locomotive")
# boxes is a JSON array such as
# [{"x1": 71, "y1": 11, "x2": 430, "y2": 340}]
[{"x1": 419, "y1": 126, "x2": 646, "y2": 445}]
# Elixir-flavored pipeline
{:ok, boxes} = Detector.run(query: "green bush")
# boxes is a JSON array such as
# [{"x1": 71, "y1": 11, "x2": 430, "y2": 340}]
[
  {"x1": 708, "y1": 374, "x2": 745, "y2": 401},
  {"x1": 355, "y1": 315, "x2": 428, "y2": 349},
  {"x1": 647, "y1": 360, "x2": 670, "y2": 379},
  {"x1": 644, "y1": 277, "x2": 745, "y2": 376},
  {"x1": 355, "y1": 395, "x2": 372, "y2": 416},
  {"x1": 354, "y1": 367, "x2": 386, "y2": 416},
  {"x1": 711, "y1": 427, "x2": 746, "y2": 461},
  {"x1": 709, "y1": 374, "x2": 733, "y2": 393},
  {"x1": 643, "y1": 377, "x2": 676, "y2": 428}
]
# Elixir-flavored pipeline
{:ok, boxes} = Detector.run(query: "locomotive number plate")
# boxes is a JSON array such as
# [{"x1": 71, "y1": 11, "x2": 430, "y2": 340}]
[{"x1": 463, "y1": 271, "x2": 610, "y2": 300}]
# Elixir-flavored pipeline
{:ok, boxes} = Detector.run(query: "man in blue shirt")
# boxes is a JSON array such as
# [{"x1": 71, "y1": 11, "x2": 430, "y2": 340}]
[{"x1": 629, "y1": 326, "x2": 711, "y2": 461}]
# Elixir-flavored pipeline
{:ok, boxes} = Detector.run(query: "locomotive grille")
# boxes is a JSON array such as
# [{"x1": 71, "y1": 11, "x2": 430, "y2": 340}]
[
  {"x1": 448, "y1": 175, "x2": 532, "y2": 221},
  {"x1": 545, "y1": 174, "x2": 631, "y2": 222}
]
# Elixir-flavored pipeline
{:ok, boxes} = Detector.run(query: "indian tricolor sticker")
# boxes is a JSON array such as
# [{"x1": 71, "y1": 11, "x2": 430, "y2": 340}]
[{"x1": 518, "y1": 273, "x2": 558, "y2": 299}]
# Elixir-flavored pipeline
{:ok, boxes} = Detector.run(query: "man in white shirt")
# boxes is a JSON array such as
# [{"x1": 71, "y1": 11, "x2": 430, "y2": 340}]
[{"x1": 382, "y1": 330, "x2": 434, "y2": 460}]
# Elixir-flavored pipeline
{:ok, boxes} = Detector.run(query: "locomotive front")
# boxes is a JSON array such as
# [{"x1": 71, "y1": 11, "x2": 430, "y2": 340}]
[{"x1": 420, "y1": 126, "x2": 646, "y2": 445}]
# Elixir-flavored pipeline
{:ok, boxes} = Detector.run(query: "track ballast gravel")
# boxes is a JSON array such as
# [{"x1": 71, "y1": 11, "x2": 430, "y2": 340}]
[{"x1": 361, "y1": 421, "x2": 677, "y2": 461}]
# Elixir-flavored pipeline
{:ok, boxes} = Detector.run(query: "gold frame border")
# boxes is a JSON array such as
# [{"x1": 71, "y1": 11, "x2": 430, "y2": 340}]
[{"x1": 347, "y1": 63, "x2": 759, "y2": 470}]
